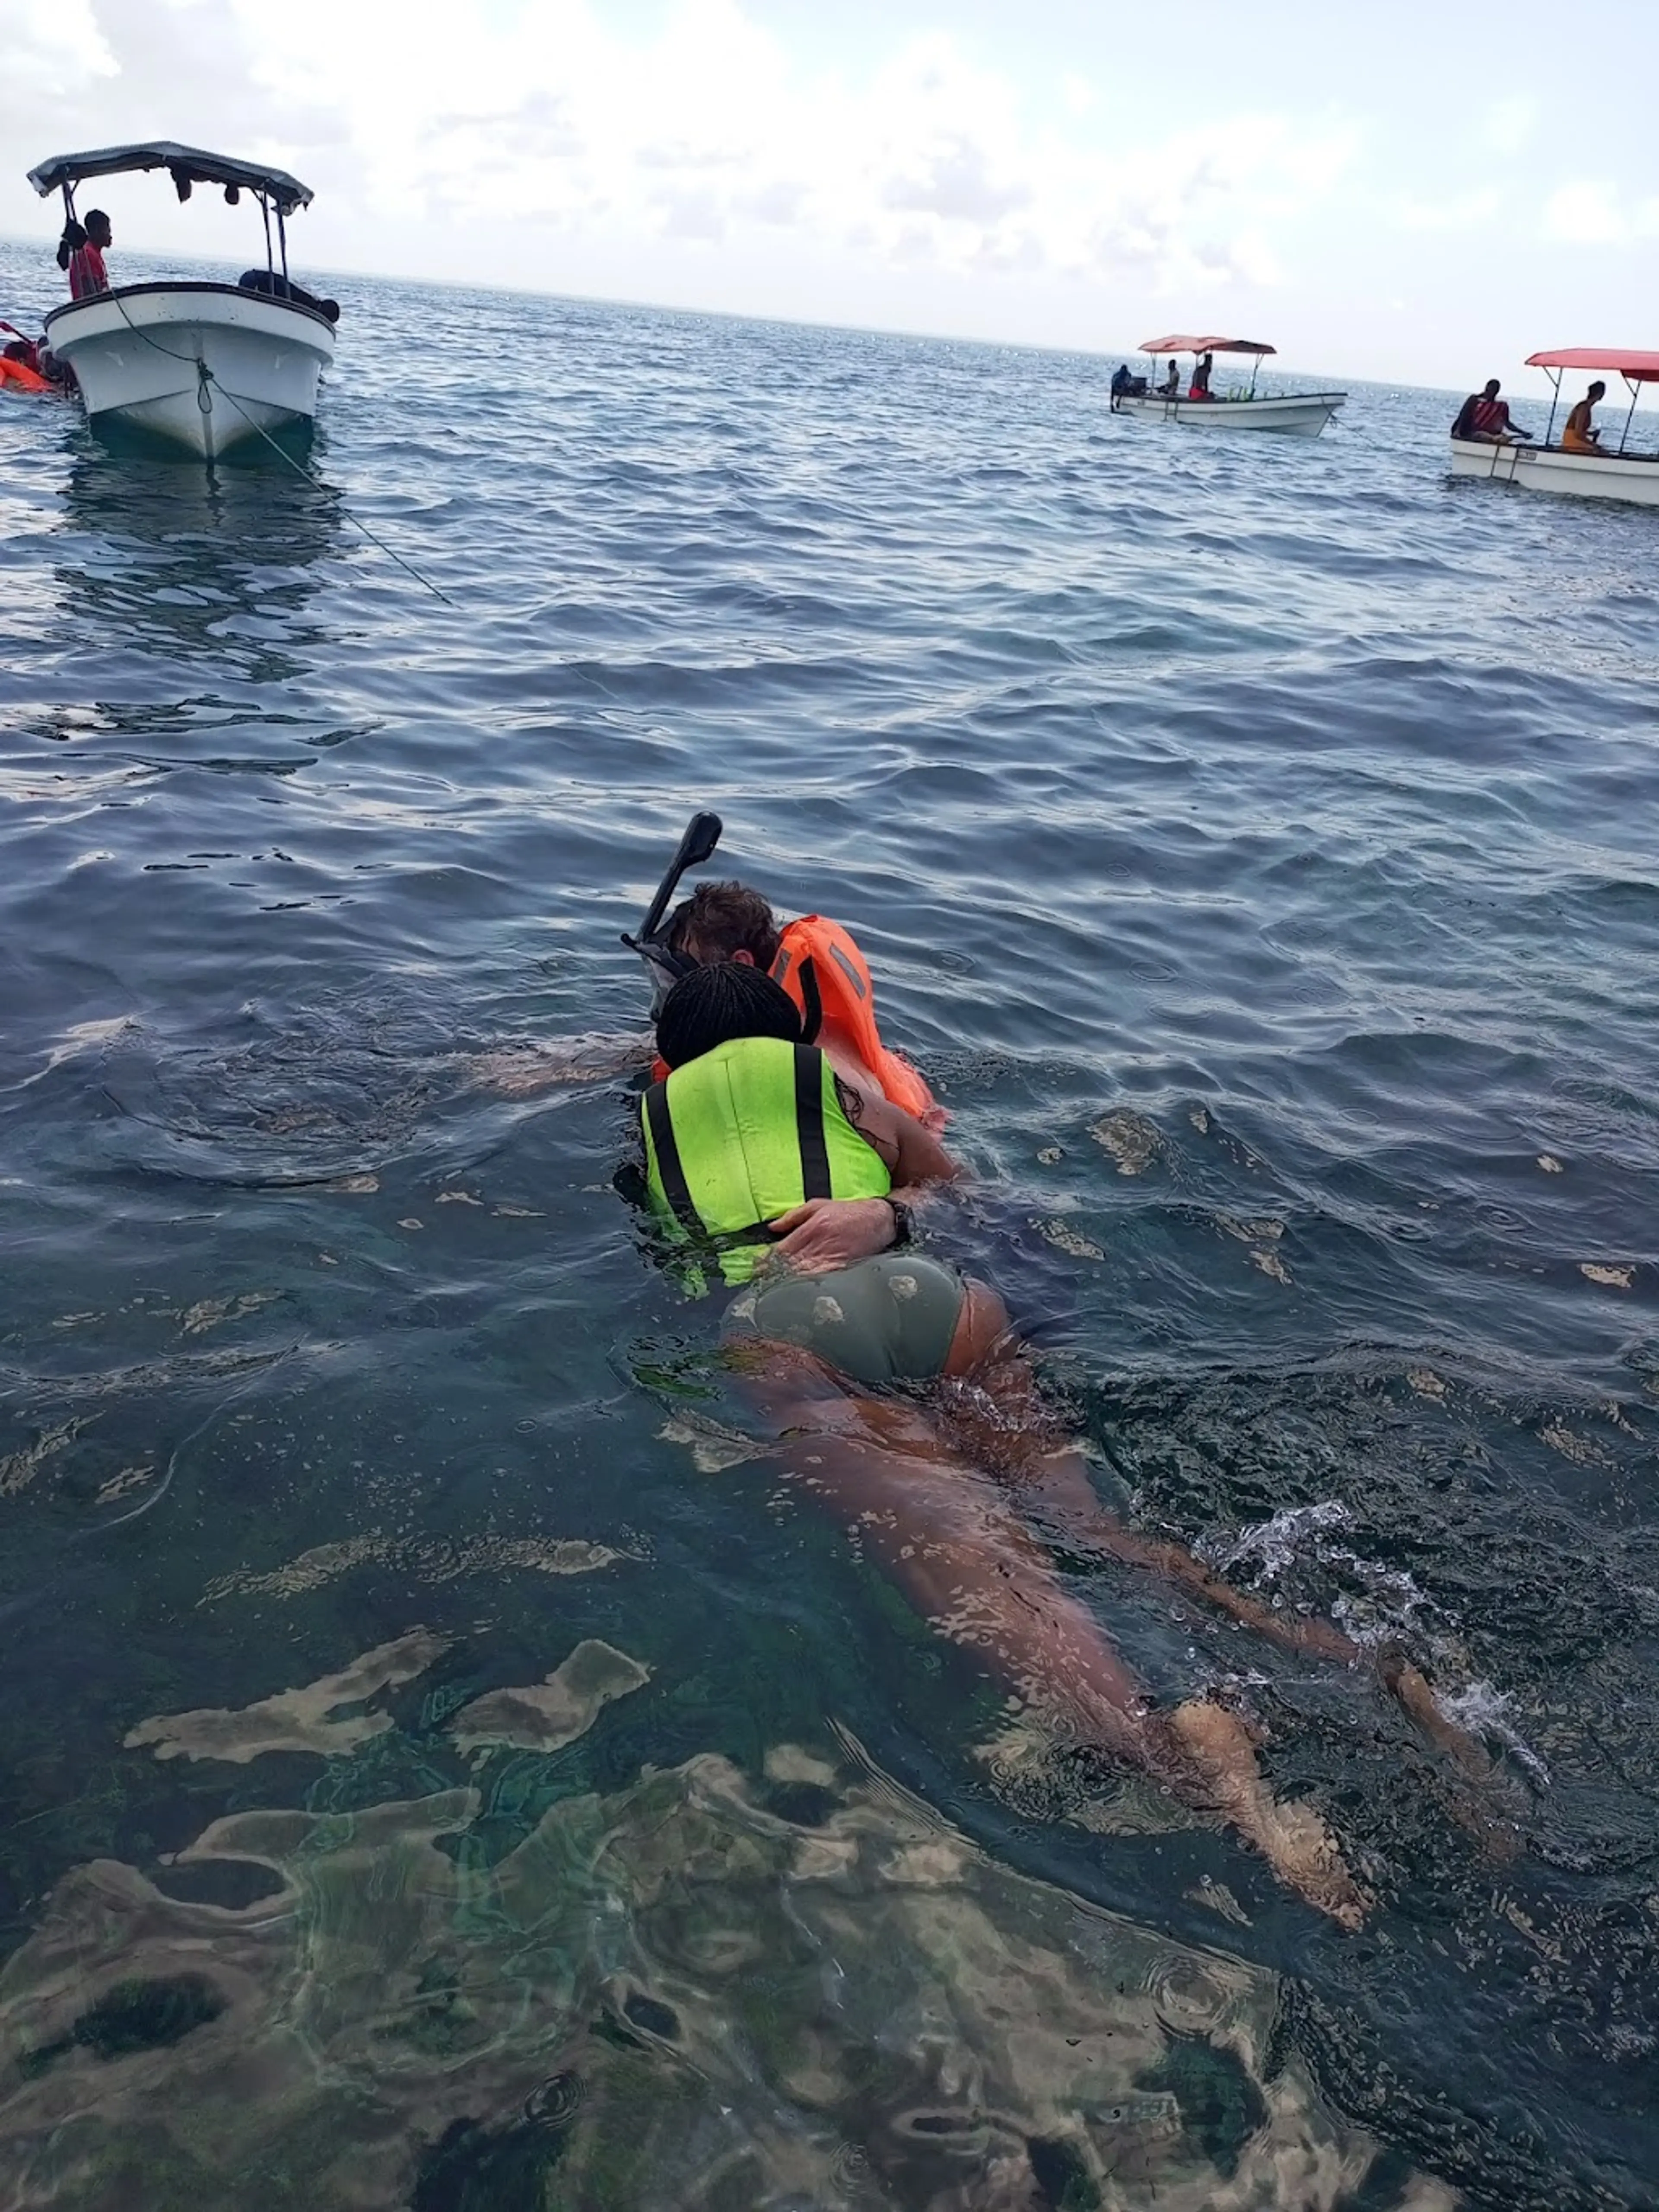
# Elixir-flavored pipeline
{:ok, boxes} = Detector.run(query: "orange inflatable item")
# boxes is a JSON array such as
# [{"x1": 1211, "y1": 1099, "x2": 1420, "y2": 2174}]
[
  {"x1": 647, "y1": 913, "x2": 938, "y2": 1122},
  {"x1": 770, "y1": 916, "x2": 937, "y2": 1121},
  {"x1": 0, "y1": 356, "x2": 52, "y2": 394}
]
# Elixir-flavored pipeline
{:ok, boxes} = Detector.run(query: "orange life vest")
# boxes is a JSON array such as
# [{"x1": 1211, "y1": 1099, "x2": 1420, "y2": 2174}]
[
  {"x1": 0, "y1": 357, "x2": 51, "y2": 394},
  {"x1": 648, "y1": 914, "x2": 939, "y2": 1121},
  {"x1": 770, "y1": 916, "x2": 937, "y2": 1121}
]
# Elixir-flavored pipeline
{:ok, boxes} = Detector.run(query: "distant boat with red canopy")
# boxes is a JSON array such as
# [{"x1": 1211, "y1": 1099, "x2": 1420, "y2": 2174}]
[
  {"x1": 1450, "y1": 347, "x2": 1659, "y2": 506},
  {"x1": 1115, "y1": 334, "x2": 1346, "y2": 438}
]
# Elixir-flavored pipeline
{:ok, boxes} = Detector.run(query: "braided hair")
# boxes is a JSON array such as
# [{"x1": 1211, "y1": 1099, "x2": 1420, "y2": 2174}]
[{"x1": 656, "y1": 961, "x2": 801, "y2": 1070}]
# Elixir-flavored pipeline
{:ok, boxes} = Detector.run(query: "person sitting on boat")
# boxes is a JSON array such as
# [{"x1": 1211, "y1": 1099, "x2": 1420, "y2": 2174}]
[
  {"x1": 237, "y1": 269, "x2": 341, "y2": 324},
  {"x1": 1561, "y1": 381, "x2": 1608, "y2": 455},
  {"x1": 57, "y1": 210, "x2": 111, "y2": 300},
  {"x1": 1109, "y1": 362, "x2": 1145, "y2": 410},
  {"x1": 639, "y1": 959, "x2": 1500, "y2": 1925},
  {"x1": 1187, "y1": 351, "x2": 1215, "y2": 400},
  {"x1": 1160, "y1": 360, "x2": 1180, "y2": 396},
  {"x1": 1450, "y1": 379, "x2": 1531, "y2": 444}
]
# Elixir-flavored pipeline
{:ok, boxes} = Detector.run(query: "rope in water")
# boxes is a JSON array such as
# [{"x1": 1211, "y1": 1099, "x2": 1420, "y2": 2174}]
[{"x1": 99, "y1": 288, "x2": 455, "y2": 606}]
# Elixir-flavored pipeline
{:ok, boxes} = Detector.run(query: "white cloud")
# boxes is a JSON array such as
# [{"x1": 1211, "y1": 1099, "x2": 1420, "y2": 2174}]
[
  {"x1": 3, "y1": 0, "x2": 1357, "y2": 308},
  {"x1": 1393, "y1": 187, "x2": 1502, "y2": 232},
  {"x1": 1481, "y1": 95, "x2": 1537, "y2": 154},
  {"x1": 1, "y1": 0, "x2": 115, "y2": 93},
  {"x1": 1541, "y1": 178, "x2": 1659, "y2": 244}
]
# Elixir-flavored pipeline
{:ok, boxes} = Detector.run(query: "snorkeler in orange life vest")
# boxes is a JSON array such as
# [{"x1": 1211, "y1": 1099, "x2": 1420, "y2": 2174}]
[
  {"x1": 473, "y1": 813, "x2": 941, "y2": 1273},
  {"x1": 662, "y1": 882, "x2": 938, "y2": 1123},
  {"x1": 620, "y1": 812, "x2": 940, "y2": 1126}
]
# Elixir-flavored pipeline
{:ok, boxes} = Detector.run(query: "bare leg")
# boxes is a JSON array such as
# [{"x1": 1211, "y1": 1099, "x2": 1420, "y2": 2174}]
[
  {"x1": 1169, "y1": 1701, "x2": 1366, "y2": 1926},
  {"x1": 932, "y1": 1325, "x2": 1361, "y2": 1661},
  {"x1": 936, "y1": 1326, "x2": 1498, "y2": 1783},
  {"x1": 738, "y1": 1345, "x2": 1365, "y2": 1925}
]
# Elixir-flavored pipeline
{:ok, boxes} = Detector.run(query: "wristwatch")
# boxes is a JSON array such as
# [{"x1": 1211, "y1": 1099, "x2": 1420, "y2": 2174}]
[{"x1": 885, "y1": 1198, "x2": 914, "y2": 1248}]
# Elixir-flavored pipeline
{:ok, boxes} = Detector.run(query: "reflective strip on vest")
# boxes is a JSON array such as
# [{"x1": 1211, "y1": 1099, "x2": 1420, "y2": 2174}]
[
  {"x1": 642, "y1": 1036, "x2": 890, "y2": 1286},
  {"x1": 826, "y1": 941, "x2": 867, "y2": 999}
]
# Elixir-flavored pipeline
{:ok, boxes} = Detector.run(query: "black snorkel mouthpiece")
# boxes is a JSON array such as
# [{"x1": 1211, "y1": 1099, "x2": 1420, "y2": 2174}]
[{"x1": 623, "y1": 810, "x2": 723, "y2": 1013}]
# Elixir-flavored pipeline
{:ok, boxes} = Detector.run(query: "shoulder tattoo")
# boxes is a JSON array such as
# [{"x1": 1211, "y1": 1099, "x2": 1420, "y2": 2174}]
[{"x1": 833, "y1": 1072, "x2": 867, "y2": 1129}]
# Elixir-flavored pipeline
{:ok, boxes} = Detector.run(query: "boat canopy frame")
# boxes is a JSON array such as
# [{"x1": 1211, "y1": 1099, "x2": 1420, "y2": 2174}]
[
  {"x1": 26, "y1": 141, "x2": 316, "y2": 286},
  {"x1": 1523, "y1": 348, "x2": 1659, "y2": 457},
  {"x1": 1138, "y1": 334, "x2": 1278, "y2": 400}
]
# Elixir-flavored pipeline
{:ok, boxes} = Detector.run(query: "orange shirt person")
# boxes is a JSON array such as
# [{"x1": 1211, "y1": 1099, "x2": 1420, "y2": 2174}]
[
  {"x1": 57, "y1": 209, "x2": 111, "y2": 300},
  {"x1": 1561, "y1": 381, "x2": 1608, "y2": 455}
]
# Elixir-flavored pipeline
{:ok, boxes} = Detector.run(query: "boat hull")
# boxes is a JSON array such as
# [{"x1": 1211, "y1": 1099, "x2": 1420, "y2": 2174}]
[
  {"x1": 43, "y1": 282, "x2": 333, "y2": 460},
  {"x1": 1448, "y1": 436, "x2": 1659, "y2": 507},
  {"x1": 1116, "y1": 391, "x2": 1345, "y2": 437}
]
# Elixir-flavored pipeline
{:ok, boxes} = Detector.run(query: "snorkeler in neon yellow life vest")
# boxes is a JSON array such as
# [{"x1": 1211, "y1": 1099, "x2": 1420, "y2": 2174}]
[
  {"x1": 637, "y1": 962, "x2": 1506, "y2": 1923},
  {"x1": 642, "y1": 957, "x2": 906, "y2": 1283},
  {"x1": 642, "y1": 964, "x2": 965, "y2": 1372}
]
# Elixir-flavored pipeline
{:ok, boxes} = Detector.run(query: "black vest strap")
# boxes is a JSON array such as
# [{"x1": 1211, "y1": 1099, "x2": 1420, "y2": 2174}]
[
  {"x1": 644, "y1": 1081, "x2": 699, "y2": 1230},
  {"x1": 793, "y1": 1046, "x2": 833, "y2": 1200},
  {"x1": 795, "y1": 955, "x2": 823, "y2": 1044}
]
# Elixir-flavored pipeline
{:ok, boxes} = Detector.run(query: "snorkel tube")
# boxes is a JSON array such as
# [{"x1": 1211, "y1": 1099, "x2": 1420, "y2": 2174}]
[{"x1": 622, "y1": 810, "x2": 723, "y2": 1012}]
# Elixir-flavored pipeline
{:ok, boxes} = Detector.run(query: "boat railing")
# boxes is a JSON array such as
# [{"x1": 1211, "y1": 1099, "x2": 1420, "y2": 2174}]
[{"x1": 43, "y1": 279, "x2": 336, "y2": 336}]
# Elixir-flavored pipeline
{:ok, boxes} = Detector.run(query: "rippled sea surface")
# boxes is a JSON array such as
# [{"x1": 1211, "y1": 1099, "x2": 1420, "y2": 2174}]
[{"x1": 3, "y1": 235, "x2": 1659, "y2": 2209}]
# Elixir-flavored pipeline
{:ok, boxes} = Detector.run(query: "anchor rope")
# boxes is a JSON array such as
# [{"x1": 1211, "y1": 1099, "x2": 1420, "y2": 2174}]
[{"x1": 78, "y1": 288, "x2": 457, "y2": 605}]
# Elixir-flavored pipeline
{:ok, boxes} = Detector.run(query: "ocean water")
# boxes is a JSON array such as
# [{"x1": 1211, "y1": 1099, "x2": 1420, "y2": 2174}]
[{"x1": 2, "y1": 235, "x2": 1658, "y2": 2209}]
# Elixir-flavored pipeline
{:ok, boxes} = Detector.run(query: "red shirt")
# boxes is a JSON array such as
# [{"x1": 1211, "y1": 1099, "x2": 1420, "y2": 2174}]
[{"x1": 68, "y1": 242, "x2": 108, "y2": 299}]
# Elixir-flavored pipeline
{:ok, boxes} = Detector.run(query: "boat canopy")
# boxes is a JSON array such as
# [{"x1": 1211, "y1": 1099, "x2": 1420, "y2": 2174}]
[
  {"x1": 1525, "y1": 347, "x2": 1659, "y2": 383},
  {"x1": 27, "y1": 142, "x2": 314, "y2": 216},
  {"x1": 1139, "y1": 334, "x2": 1277, "y2": 356}
]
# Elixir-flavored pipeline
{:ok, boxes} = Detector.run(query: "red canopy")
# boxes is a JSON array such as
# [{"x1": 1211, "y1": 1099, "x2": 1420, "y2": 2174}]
[
  {"x1": 1526, "y1": 347, "x2": 1659, "y2": 383},
  {"x1": 1139, "y1": 334, "x2": 1276, "y2": 356}
]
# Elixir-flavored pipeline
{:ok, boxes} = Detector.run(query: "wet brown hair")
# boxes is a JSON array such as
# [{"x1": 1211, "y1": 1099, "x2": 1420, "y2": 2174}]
[{"x1": 666, "y1": 881, "x2": 782, "y2": 971}]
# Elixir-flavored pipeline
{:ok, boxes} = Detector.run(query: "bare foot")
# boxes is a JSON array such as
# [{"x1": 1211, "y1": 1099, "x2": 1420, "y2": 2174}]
[
  {"x1": 1381, "y1": 1656, "x2": 1494, "y2": 1781},
  {"x1": 1170, "y1": 1698, "x2": 1367, "y2": 1929},
  {"x1": 1254, "y1": 1796, "x2": 1370, "y2": 1931}
]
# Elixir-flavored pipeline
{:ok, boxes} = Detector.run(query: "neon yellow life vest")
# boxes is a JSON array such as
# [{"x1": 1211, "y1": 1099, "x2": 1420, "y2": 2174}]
[{"x1": 642, "y1": 1036, "x2": 891, "y2": 1286}]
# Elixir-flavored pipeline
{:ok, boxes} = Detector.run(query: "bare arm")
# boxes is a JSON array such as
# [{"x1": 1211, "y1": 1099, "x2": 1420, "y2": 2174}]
[
  {"x1": 835, "y1": 1072, "x2": 959, "y2": 1188},
  {"x1": 469, "y1": 1032, "x2": 654, "y2": 1096},
  {"x1": 766, "y1": 1067, "x2": 959, "y2": 1273}
]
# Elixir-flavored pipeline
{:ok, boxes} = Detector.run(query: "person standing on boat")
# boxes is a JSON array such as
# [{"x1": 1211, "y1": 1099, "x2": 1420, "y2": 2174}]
[
  {"x1": 1561, "y1": 381, "x2": 1608, "y2": 454},
  {"x1": 1451, "y1": 379, "x2": 1530, "y2": 443},
  {"x1": 1188, "y1": 351, "x2": 1214, "y2": 400},
  {"x1": 57, "y1": 210, "x2": 111, "y2": 300}
]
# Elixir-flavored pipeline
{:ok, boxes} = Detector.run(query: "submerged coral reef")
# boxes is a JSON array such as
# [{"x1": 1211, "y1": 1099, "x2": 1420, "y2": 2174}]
[{"x1": 0, "y1": 1636, "x2": 1448, "y2": 2210}]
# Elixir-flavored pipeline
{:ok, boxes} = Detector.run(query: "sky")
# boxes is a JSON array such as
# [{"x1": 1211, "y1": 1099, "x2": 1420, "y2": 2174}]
[{"x1": 6, "y1": 0, "x2": 1659, "y2": 395}]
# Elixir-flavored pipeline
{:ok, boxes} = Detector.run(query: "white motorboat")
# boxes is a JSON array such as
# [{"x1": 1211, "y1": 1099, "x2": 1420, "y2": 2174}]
[
  {"x1": 1114, "y1": 334, "x2": 1345, "y2": 438},
  {"x1": 1449, "y1": 347, "x2": 1659, "y2": 508},
  {"x1": 26, "y1": 141, "x2": 335, "y2": 461}
]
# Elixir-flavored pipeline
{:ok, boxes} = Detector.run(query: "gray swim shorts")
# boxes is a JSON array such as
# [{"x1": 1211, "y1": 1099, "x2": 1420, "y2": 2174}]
[{"x1": 731, "y1": 1252, "x2": 966, "y2": 1385}]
